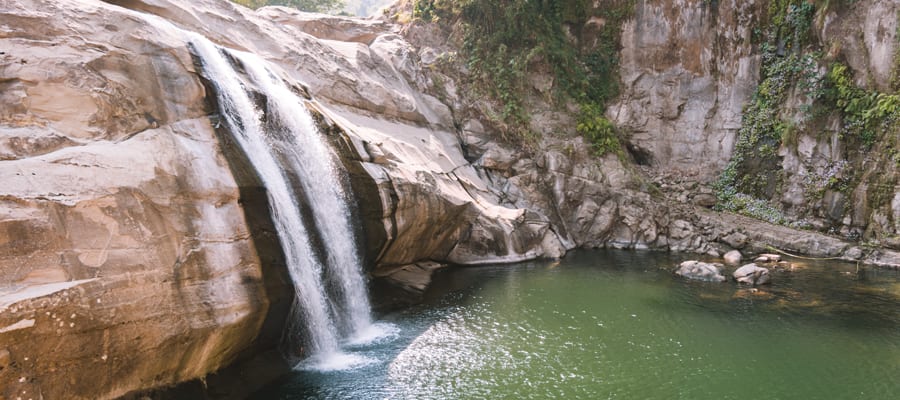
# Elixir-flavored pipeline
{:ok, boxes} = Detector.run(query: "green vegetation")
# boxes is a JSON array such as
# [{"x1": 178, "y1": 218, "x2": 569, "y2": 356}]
[
  {"x1": 715, "y1": 48, "x2": 821, "y2": 206},
  {"x1": 825, "y1": 63, "x2": 900, "y2": 146},
  {"x1": 767, "y1": 0, "x2": 816, "y2": 49},
  {"x1": 716, "y1": 0, "x2": 900, "y2": 228},
  {"x1": 412, "y1": 0, "x2": 634, "y2": 152},
  {"x1": 577, "y1": 103, "x2": 621, "y2": 157},
  {"x1": 721, "y1": 192, "x2": 790, "y2": 225},
  {"x1": 412, "y1": 0, "x2": 446, "y2": 21},
  {"x1": 715, "y1": 0, "x2": 820, "y2": 218},
  {"x1": 230, "y1": 0, "x2": 344, "y2": 13},
  {"x1": 893, "y1": 10, "x2": 900, "y2": 91}
]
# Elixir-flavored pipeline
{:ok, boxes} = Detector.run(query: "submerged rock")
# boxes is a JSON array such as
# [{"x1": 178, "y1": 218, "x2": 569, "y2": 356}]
[
  {"x1": 733, "y1": 263, "x2": 771, "y2": 285},
  {"x1": 732, "y1": 288, "x2": 775, "y2": 300},
  {"x1": 674, "y1": 261, "x2": 727, "y2": 282},
  {"x1": 754, "y1": 253, "x2": 782, "y2": 264},
  {"x1": 774, "y1": 261, "x2": 794, "y2": 270}
]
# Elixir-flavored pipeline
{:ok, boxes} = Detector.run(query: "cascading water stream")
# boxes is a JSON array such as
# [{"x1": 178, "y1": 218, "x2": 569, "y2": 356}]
[
  {"x1": 109, "y1": 2, "x2": 393, "y2": 369},
  {"x1": 236, "y1": 55, "x2": 374, "y2": 340},
  {"x1": 186, "y1": 33, "x2": 388, "y2": 369},
  {"x1": 188, "y1": 36, "x2": 339, "y2": 356}
]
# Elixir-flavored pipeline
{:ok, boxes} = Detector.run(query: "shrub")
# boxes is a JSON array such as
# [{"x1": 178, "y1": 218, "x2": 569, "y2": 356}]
[{"x1": 577, "y1": 103, "x2": 621, "y2": 156}]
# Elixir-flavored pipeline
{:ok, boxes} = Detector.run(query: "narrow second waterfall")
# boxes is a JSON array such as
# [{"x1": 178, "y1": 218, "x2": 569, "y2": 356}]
[{"x1": 187, "y1": 33, "x2": 388, "y2": 369}]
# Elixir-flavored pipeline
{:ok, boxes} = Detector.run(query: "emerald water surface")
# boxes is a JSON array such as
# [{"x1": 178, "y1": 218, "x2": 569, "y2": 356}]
[{"x1": 254, "y1": 250, "x2": 900, "y2": 399}]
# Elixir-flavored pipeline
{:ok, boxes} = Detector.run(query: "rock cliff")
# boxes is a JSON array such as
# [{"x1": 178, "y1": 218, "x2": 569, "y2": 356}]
[
  {"x1": 1, "y1": 0, "x2": 899, "y2": 398},
  {"x1": 1, "y1": 1, "x2": 296, "y2": 398},
  {"x1": 611, "y1": 0, "x2": 763, "y2": 179}
]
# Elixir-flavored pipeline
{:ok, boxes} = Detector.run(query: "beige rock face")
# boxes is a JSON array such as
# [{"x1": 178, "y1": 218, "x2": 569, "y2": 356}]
[
  {"x1": 609, "y1": 0, "x2": 763, "y2": 180},
  {"x1": 776, "y1": 0, "x2": 900, "y2": 240},
  {"x1": 820, "y1": 0, "x2": 900, "y2": 92},
  {"x1": 608, "y1": 0, "x2": 900, "y2": 247},
  {"x1": 0, "y1": 1, "x2": 290, "y2": 398}
]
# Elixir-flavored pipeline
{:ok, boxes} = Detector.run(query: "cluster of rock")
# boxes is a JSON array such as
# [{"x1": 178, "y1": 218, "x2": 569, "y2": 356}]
[{"x1": 674, "y1": 253, "x2": 789, "y2": 286}]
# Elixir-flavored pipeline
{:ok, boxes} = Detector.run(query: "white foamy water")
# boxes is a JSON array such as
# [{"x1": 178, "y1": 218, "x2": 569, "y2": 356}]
[
  {"x1": 345, "y1": 322, "x2": 401, "y2": 347},
  {"x1": 297, "y1": 351, "x2": 377, "y2": 372},
  {"x1": 236, "y1": 52, "x2": 374, "y2": 337},
  {"x1": 188, "y1": 36, "x2": 342, "y2": 355},
  {"x1": 186, "y1": 32, "x2": 384, "y2": 367},
  {"x1": 118, "y1": 1, "x2": 394, "y2": 369}
]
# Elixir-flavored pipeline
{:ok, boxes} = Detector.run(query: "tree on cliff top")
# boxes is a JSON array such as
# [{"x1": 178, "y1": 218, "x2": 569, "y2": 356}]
[{"x1": 231, "y1": 0, "x2": 345, "y2": 13}]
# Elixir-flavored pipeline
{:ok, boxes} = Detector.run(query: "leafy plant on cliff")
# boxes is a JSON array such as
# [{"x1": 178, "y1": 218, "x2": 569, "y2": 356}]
[
  {"x1": 412, "y1": 0, "x2": 453, "y2": 21},
  {"x1": 718, "y1": 0, "x2": 900, "y2": 230},
  {"x1": 825, "y1": 62, "x2": 900, "y2": 146},
  {"x1": 577, "y1": 103, "x2": 621, "y2": 157},
  {"x1": 716, "y1": 47, "x2": 821, "y2": 202},
  {"x1": 893, "y1": 10, "x2": 900, "y2": 91},
  {"x1": 767, "y1": 0, "x2": 816, "y2": 50}
]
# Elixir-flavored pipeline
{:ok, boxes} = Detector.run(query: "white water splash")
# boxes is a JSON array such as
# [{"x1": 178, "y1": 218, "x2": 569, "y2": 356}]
[
  {"x1": 123, "y1": 5, "x2": 394, "y2": 367},
  {"x1": 189, "y1": 35, "x2": 349, "y2": 356},
  {"x1": 345, "y1": 321, "x2": 401, "y2": 347},
  {"x1": 235, "y1": 52, "x2": 374, "y2": 337},
  {"x1": 296, "y1": 351, "x2": 377, "y2": 372}
]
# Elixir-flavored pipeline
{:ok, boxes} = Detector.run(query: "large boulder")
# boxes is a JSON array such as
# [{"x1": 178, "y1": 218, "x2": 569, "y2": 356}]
[
  {"x1": 373, "y1": 261, "x2": 446, "y2": 297},
  {"x1": 674, "y1": 261, "x2": 726, "y2": 282},
  {"x1": 733, "y1": 263, "x2": 771, "y2": 285}
]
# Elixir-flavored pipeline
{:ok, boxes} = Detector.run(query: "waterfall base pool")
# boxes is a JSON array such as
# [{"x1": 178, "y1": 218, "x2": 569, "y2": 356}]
[{"x1": 253, "y1": 250, "x2": 900, "y2": 399}]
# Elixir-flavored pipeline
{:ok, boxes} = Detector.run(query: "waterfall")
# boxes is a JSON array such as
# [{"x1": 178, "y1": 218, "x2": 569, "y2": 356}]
[
  {"x1": 237, "y1": 55, "x2": 373, "y2": 338},
  {"x1": 187, "y1": 34, "x2": 384, "y2": 369}
]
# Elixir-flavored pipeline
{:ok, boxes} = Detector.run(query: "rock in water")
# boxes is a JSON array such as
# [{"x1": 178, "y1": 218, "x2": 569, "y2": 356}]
[
  {"x1": 374, "y1": 261, "x2": 446, "y2": 295},
  {"x1": 733, "y1": 263, "x2": 771, "y2": 285},
  {"x1": 723, "y1": 250, "x2": 742, "y2": 266},
  {"x1": 754, "y1": 253, "x2": 782, "y2": 264},
  {"x1": 674, "y1": 261, "x2": 726, "y2": 282}
]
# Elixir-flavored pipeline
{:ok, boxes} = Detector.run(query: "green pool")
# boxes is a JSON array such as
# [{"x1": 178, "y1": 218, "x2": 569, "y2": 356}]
[{"x1": 254, "y1": 250, "x2": 900, "y2": 399}]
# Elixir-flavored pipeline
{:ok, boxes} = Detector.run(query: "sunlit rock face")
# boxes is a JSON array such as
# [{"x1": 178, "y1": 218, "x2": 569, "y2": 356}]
[{"x1": 0, "y1": 1, "x2": 290, "y2": 398}]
